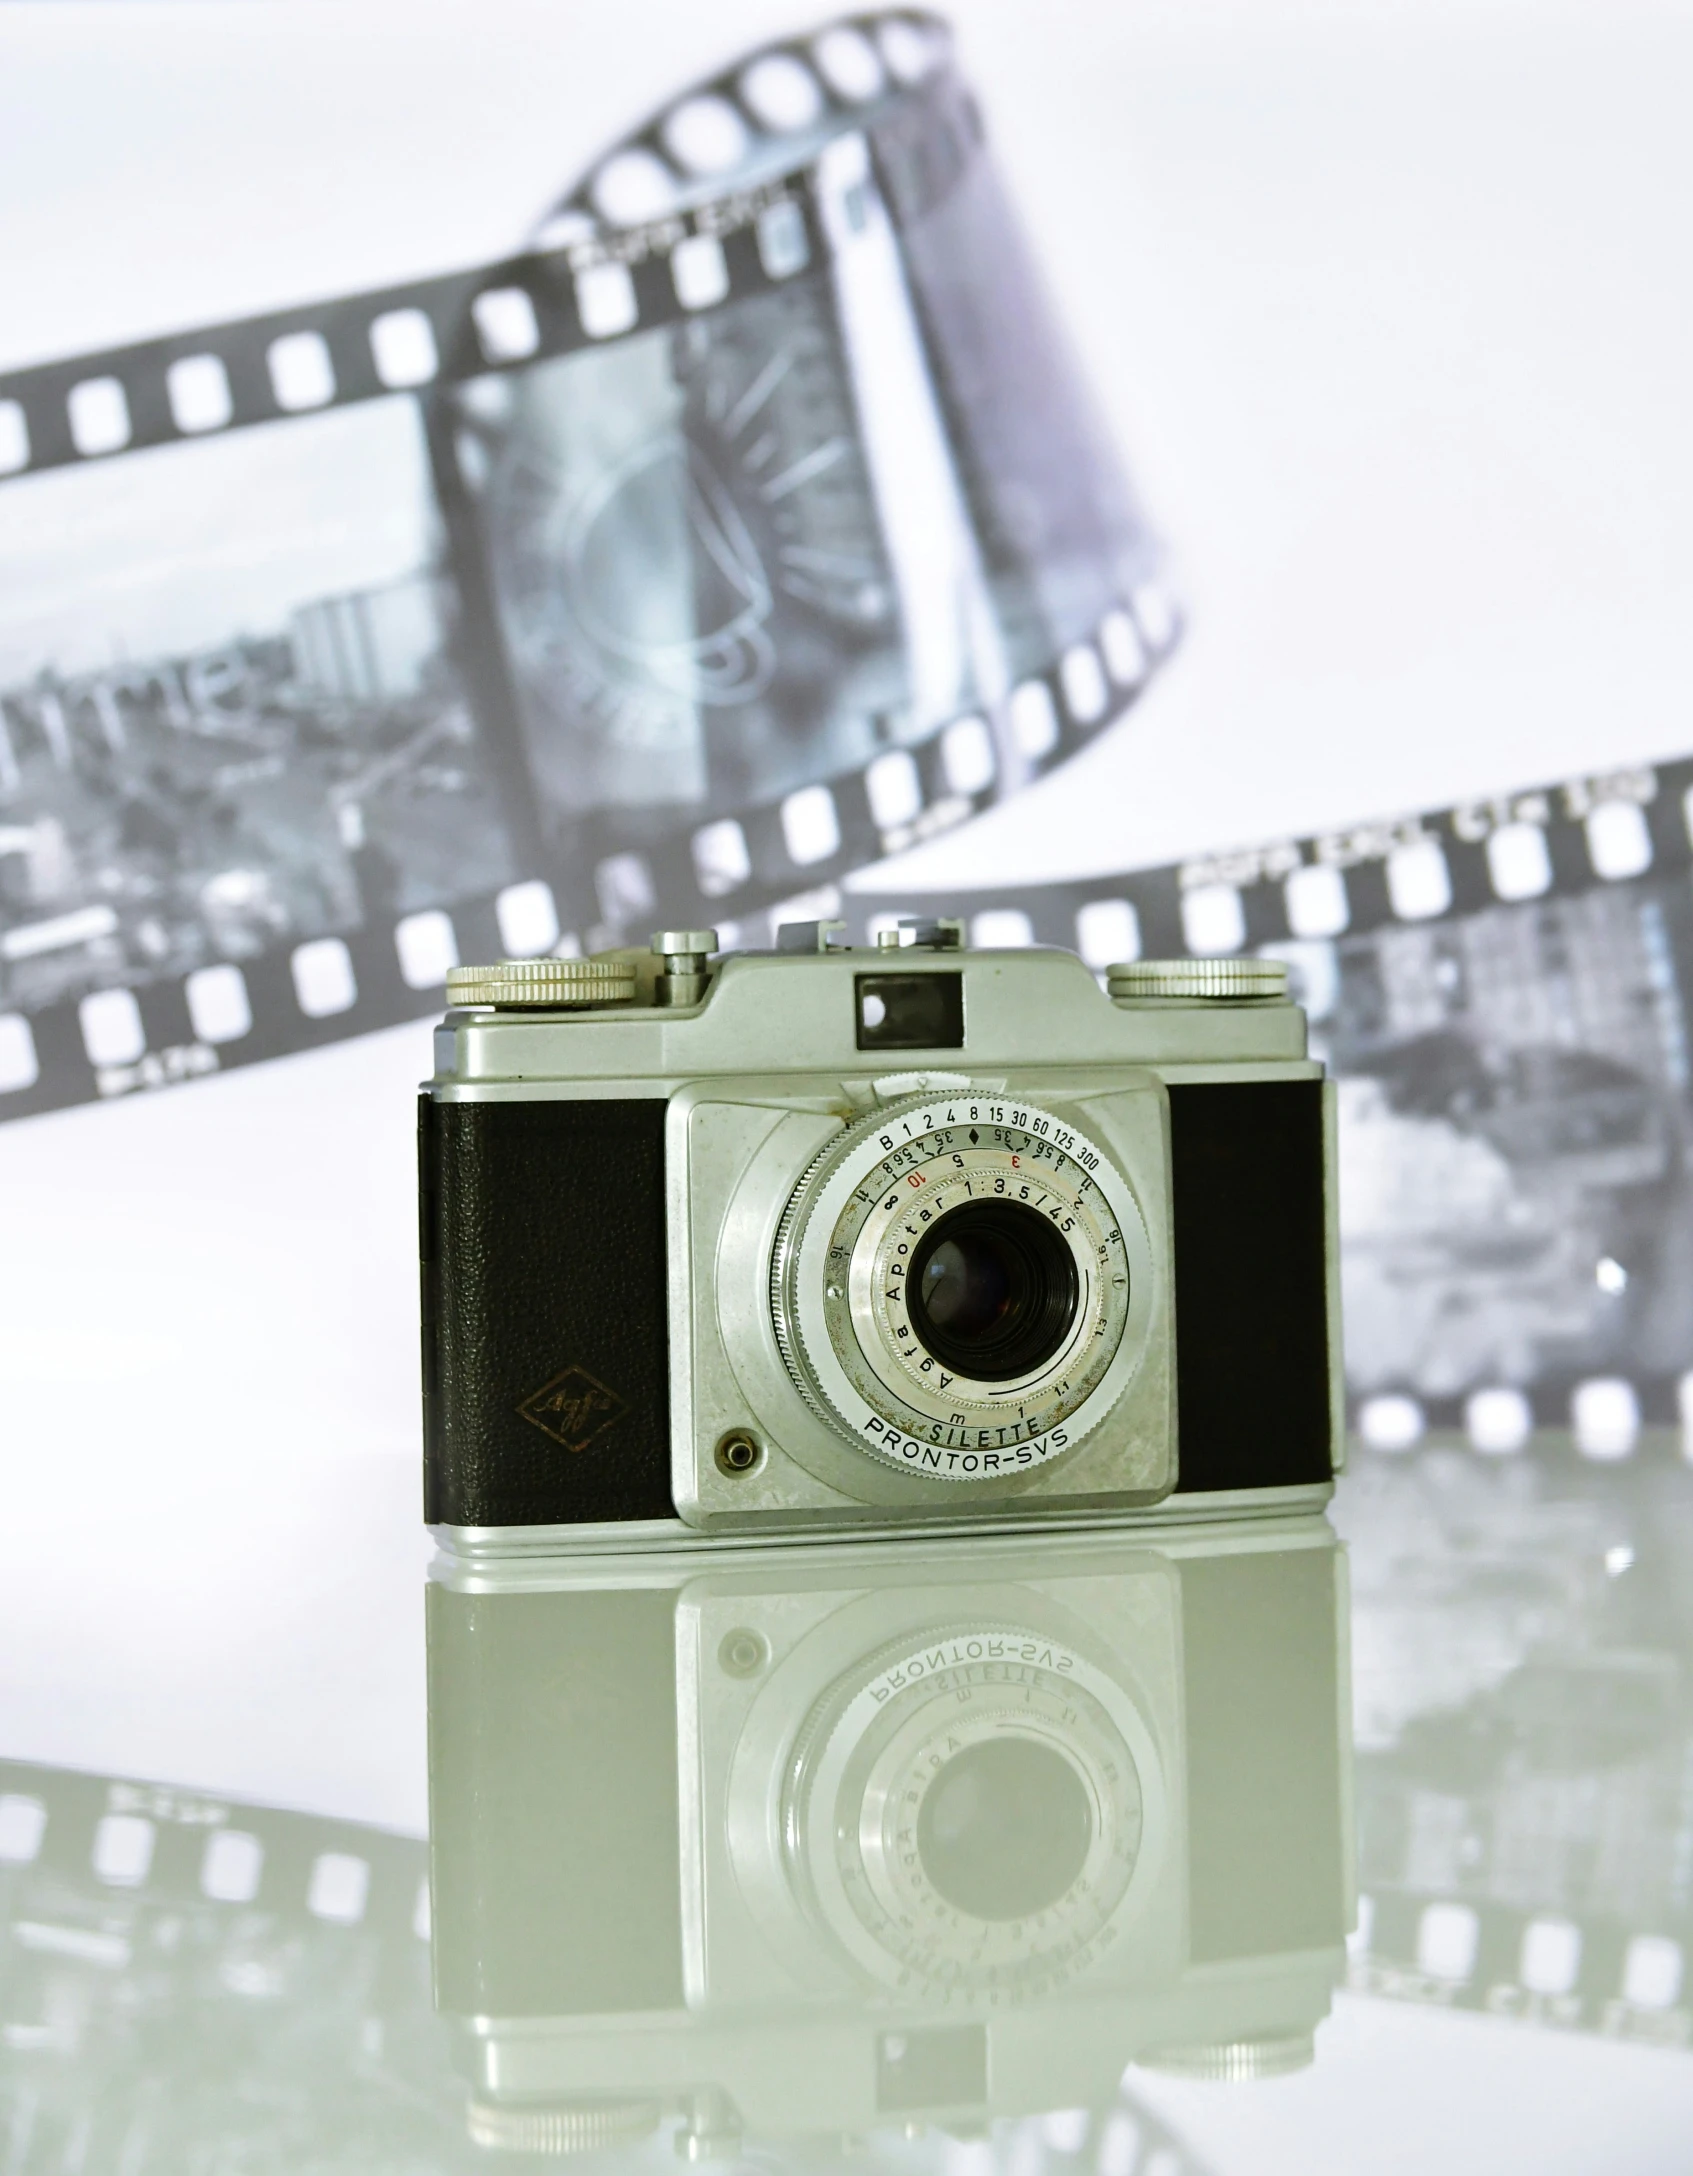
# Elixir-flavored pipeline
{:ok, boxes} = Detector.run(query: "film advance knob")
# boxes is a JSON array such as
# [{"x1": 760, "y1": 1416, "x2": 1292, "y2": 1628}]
[
  {"x1": 445, "y1": 957, "x2": 637, "y2": 1008},
  {"x1": 1106, "y1": 957, "x2": 1289, "y2": 1003}
]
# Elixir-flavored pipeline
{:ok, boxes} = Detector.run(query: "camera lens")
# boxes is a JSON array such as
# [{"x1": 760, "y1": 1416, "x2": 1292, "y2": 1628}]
[
  {"x1": 772, "y1": 1092, "x2": 1145, "y2": 1473},
  {"x1": 906, "y1": 1202, "x2": 1080, "y2": 1381},
  {"x1": 915, "y1": 1737, "x2": 1095, "y2": 1922}
]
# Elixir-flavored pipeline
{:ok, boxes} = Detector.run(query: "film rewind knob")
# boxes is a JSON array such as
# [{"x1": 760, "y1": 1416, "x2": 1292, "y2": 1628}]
[{"x1": 1139, "y1": 2032, "x2": 1316, "y2": 2081}]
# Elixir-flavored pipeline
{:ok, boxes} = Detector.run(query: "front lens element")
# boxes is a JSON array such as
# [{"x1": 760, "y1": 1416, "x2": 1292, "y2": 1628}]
[{"x1": 907, "y1": 1202, "x2": 1079, "y2": 1381}]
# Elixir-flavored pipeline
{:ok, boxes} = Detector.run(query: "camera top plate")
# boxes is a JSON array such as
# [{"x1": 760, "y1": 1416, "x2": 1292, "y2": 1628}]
[{"x1": 429, "y1": 943, "x2": 1312, "y2": 1103}]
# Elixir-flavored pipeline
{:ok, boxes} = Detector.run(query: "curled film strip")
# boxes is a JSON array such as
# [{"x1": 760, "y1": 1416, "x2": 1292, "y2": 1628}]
[{"x1": 0, "y1": 6, "x2": 1175, "y2": 1111}]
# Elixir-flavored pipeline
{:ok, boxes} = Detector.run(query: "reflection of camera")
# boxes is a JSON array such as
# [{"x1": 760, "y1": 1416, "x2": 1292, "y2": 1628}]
[
  {"x1": 427, "y1": 1522, "x2": 1352, "y2": 2149},
  {"x1": 420, "y1": 922, "x2": 1341, "y2": 1542}
]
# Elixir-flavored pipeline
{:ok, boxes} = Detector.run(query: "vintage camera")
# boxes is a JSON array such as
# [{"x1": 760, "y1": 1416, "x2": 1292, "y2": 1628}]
[
  {"x1": 426, "y1": 1521, "x2": 1353, "y2": 2149},
  {"x1": 419, "y1": 921, "x2": 1342, "y2": 1545}
]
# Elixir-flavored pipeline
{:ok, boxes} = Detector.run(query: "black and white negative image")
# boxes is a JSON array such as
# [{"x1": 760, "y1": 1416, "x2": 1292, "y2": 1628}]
[
  {"x1": 0, "y1": 398, "x2": 518, "y2": 1020},
  {"x1": 1317, "y1": 873, "x2": 1693, "y2": 1417}
]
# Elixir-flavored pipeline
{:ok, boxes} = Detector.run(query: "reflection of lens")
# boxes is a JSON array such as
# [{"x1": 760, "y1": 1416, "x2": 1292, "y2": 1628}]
[
  {"x1": 763, "y1": 1615, "x2": 1156, "y2": 2001},
  {"x1": 916, "y1": 1736, "x2": 1093, "y2": 1921},
  {"x1": 907, "y1": 1202, "x2": 1079, "y2": 1380}
]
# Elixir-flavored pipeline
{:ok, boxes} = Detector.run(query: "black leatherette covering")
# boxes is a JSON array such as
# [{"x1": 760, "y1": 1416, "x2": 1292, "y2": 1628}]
[
  {"x1": 1167, "y1": 1079, "x2": 1335, "y2": 1492},
  {"x1": 420, "y1": 1096, "x2": 673, "y2": 1527}
]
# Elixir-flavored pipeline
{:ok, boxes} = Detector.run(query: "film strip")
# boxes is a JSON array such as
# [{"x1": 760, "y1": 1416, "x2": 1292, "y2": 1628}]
[
  {"x1": 0, "y1": 5, "x2": 1175, "y2": 1112},
  {"x1": 0, "y1": 737, "x2": 1669, "y2": 1120},
  {"x1": 5, "y1": 735, "x2": 1691, "y2": 1454}
]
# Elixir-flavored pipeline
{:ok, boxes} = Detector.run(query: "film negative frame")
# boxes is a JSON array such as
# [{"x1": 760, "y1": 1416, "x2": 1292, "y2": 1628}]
[{"x1": 834, "y1": 757, "x2": 1693, "y2": 1462}]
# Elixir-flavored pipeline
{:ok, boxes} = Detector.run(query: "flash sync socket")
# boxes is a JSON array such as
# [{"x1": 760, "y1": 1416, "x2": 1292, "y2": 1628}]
[{"x1": 854, "y1": 971, "x2": 964, "y2": 1051}]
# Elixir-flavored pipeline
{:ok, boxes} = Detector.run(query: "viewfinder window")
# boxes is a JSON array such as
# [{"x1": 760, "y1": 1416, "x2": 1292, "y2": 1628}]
[{"x1": 854, "y1": 971, "x2": 964, "y2": 1050}]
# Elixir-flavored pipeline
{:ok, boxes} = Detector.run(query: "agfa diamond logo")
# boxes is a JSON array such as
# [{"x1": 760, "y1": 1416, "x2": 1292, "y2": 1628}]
[{"x1": 516, "y1": 1365, "x2": 628, "y2": 1453}]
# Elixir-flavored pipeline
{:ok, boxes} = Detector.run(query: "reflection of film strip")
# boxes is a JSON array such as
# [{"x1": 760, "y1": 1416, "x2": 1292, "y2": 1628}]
[
  {"x1": 0, "y1": 1755, "x2": 1215, "y2": 2172},
  {"x1": 1342, "y1": 1446, "x2": 1693, "y2": 2053},
  {"x1": 1349, "y1": 1891, "x2": 1690, "y2": 2050},
  {"x1": 0, "y1": 7, "x2": 1173, "y2": 1113},
  {"x1": 12, "y1": 1748, "x2": 1681, "y2": 2160},
  {"x1": 0, "y1": 1757, "x2": 473, "y2": 2174}
]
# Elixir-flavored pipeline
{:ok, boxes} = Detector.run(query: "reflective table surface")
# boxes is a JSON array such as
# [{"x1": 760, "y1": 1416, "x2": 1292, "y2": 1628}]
[{"x1": 4, "y1": 1443, "x2": 1693, "y2": 2176}]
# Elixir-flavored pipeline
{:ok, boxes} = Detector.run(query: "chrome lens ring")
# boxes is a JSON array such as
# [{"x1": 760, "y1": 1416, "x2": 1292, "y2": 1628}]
[{"x1": 772, "y1": 1091, "x2": 1154, "y2": 1479}]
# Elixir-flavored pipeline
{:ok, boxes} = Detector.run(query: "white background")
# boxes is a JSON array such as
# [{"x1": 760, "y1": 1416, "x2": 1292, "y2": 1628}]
[{"x1": 0, "y1": 5, "x2": 1691, "y2": 2160}]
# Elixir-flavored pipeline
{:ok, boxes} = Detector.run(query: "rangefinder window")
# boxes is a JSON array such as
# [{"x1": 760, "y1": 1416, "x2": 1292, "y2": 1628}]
[{"x1": 854, "y1": 971, "x2": 965, "y2": 1051}]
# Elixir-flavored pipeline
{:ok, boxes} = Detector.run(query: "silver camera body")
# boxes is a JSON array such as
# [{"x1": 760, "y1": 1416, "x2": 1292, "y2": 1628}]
[{"x1": 420, "y1": 923, "x2": 1343, "y2": 1544}]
